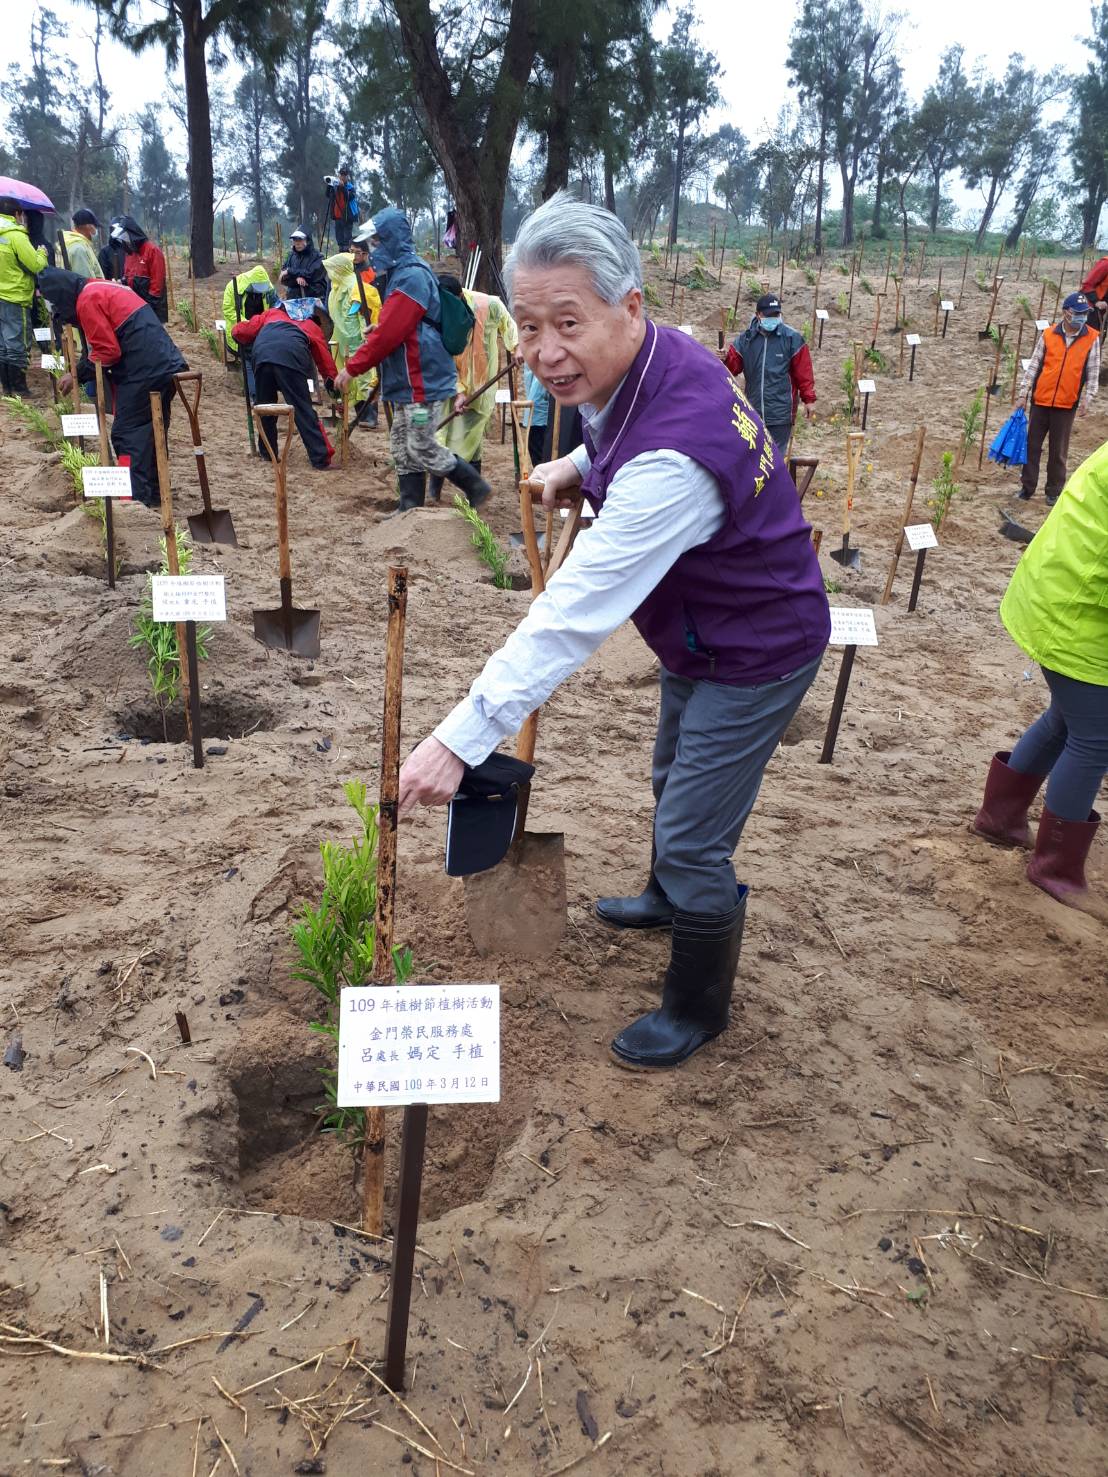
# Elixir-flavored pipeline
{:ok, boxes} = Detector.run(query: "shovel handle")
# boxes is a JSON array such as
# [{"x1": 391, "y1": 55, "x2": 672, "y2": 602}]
[
  {"x1": 173, "y1": 372, "x2": 214, "y2": 509},
  {"x1": 254, "y1": 405, "x2": 294, "y2": 581},
  {"x1": 519, "y1": 479, "x2": 546, "y2": 596},
  {"x1": 843, "y1": 431, "x2": 864, "y2": 533}
]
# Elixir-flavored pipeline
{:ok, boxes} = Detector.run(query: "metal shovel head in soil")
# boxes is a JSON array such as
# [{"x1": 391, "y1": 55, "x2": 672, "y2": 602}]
[
  {"x1": 252, "y1": 402, "x2": 321, "y2": 658},
  {"x1": 174, "y1": 373, "x2": 238, "y2": 547},
  {"x1": 829, "y1": 536, "x2": 861, "y2": 571},
  {"x1": 463, "y1": 830, "x2": 568, "y2": 958}
]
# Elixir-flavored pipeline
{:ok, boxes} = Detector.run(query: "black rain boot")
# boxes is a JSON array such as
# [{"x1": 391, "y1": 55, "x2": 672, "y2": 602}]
[
  {"x1": 446, "y1": 455, "x2": 491, "y2": 510},
  {"x1": 0, "y1": 363, "x2": 11, "y2": 394},
  {"x1": 385, "y1": 472, "x2": 427, "y2": 518},
  {"x1": 611, "y1": 887, "x2": 747, "y2": 1069},
  {"x1": 427, "y1": 476, "x2": 444, "y2": 505},
  {"x1": 596, "y1": 844, "x2": 675, "y2": 929},
  {"x1": 9, "y1": 367, "x2": 30, "y2": 397}
]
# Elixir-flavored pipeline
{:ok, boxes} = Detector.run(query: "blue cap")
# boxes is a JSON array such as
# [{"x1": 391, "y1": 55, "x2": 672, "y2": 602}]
[{"x1": 1063, "y1": 292, "x2": 1091, "y2": 313}]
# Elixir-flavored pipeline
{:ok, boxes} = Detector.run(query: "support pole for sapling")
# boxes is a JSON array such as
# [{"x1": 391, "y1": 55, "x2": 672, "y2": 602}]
[
  {"x1": 880, "y1": 426, "x2": 925, "y2": 605},
  {"x1": 907, "y1": 549, "x2": 928, "y2": 613},
  {"x1": 819, "y1": 646, "x2": 857, "y2": 765},
  {"x1": 1011, "y1": 320, "x2": 1026, "y2": 405}
]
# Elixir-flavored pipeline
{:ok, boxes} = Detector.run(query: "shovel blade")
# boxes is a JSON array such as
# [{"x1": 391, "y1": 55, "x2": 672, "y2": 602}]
[
  {"x1": 829, "y1": 545, "x2": 862, "y2": 571},
  {"x1": 463, "y1": 831, "x2": 567, "y2": 959},
  {"x1": 252, "y1": 606, "x2": 322, "y2": 658},
  {"x1": 187, "y1": 508, "x2": 239, "y2": 548}
]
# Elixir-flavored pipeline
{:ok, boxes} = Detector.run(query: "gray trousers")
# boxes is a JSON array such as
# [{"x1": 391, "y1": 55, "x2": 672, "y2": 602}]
[
  {"x1": 0, "y1": 299, "x2": 31, "y2": 371},
  {"x1": 652, "y1": 655, "x2": 822, "y2": 913},
  {"x1": 390, "y1": 402, "x2": 457, "y2": 476}
]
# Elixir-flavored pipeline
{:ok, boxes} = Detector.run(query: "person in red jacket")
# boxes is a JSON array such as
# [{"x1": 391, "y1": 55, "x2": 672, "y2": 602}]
[
  {"x1": 38, "y1": 267, "x2": 187, "y2": 507},
  {"x1": 1080, "y1": 255, "x2": 1108, "y2": 329},
  {"x1": 111, "y1": 215, "x2": 168, "y2": 323},
  {"x1": 232, "y1": 297, "x2": 338, "y2": 469}
]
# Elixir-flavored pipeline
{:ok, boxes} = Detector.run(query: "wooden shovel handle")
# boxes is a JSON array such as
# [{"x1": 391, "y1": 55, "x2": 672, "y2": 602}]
[
  {"x1": 93, "y1": 362, "x2": 112, "y2": 467},
  {"x1": 174, "y1": 370, "x2": 203, "y2": 429},
  {"x1": 253, "y1": 405, "x2": 294, "y2": 581}
]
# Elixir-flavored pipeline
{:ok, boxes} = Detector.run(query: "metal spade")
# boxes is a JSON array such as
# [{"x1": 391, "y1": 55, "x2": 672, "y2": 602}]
[
  {"x1": 174, "y1": 372, "x2": 238, "y2": 547},
  {"x1": 251, "y1": 404, "x2": 321, "y2": 658}
]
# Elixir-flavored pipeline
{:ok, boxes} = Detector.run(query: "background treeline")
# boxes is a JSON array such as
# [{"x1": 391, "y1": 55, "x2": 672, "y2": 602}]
[{"x1": 2, "y1": 0, "x2": 1106, "y2": 280}]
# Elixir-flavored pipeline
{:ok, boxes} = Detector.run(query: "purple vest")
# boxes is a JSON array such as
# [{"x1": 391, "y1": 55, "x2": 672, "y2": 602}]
[{"x1": 580, "y1": 321, "x2": 830, "y2": 685}]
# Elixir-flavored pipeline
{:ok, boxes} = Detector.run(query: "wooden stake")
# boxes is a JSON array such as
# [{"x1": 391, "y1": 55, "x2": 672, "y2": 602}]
[
  {"x1": 162, "y1": 241, "x2": 175, "y2": 307},
  {"x1": 978, "y1": 372, "x2": 996, "y2": 469},
  {"x1": 362, "y1": 565, "x2": 408, "y2": 1239},
  {"x1": 1011, "y1": 320, "x2": 1026, "y2": 405},
  {"x1": 959, "y1": 246, "x2": 970, "y2": 306},
  {"x1": 93, "y1": 360, "x2": 116, "y2": 590},
  {"x1": 847, "y1": 250, "x2": 858, "y2": 318},
  {"x1": 232, "y1": 215, "x2": 242, "y2": 265},
  {"x1": 880, "y1": 426, "x2": 925, "y2": 604},
  {"x1": 150, "y1": 392, "x2": 199, "y2": 762},
  {"x1": 933, "y1": 266, "x2": 943, "y2": 336},
  {"x1": 870, "y1": 293, "x2": 883, "y2": 350},
  {"x1": 883, "y1": 245, "x2": 892, "y2": 293},
  {"x1": 1053, "y1": 267, "x2": 1066, "y2": 319}
]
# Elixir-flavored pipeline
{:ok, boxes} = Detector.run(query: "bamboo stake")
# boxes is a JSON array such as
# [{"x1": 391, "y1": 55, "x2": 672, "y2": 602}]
[
  {"x1": 1053, "y1": 267, "x2": 1066, "y2": 319},
  {"x1": 881, "y1": 426, "x2": 926, "y2": 604},
  {"x1": 883, "y1": 244, "x2": 892, "y2": 293},
  {"x1": 162, "y1": 241, "x2": 175, "y2": 308},
  {"x1": 847, "y1": 250, "x2": 858, "y2": 318},
  {"x1": 150, "y1": 392, "x2": 193, "y2": 748},
  {"x1": 232, "y1": 215, "x2": 242, "y2": 265},
  {"x1": 1038, "y1": 281, "x2": 1048, "y2": 317},
  {"x1": 1010, "y1": 320, "x2": 1026, "y2": 405},
  {"x1": 959, "y1": 246, "x2": 970, "y2": 306},
  {"x1": 978, "y1": 353, "x2": 1001, "y2": 469},
  {"x1": 362, "y1": 565, "x2": 408, "y2": 1238},
  {"x1": 933, "y1": 266, "x2": 943, "y2": 336}
]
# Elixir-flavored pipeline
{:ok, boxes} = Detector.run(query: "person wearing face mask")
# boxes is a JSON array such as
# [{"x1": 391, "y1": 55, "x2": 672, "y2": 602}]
[
  {"x1": 1016, "y1": 294, "x2": 1100, "y2": 507},
  {"x1": 723, "y1": 293, "x2": 816, "y2": 455}
]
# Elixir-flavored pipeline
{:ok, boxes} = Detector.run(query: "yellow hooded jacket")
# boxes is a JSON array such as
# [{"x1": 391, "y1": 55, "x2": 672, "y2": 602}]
[
  {"x1": 222, "y1": 265, "x2": 276, "y2": 355},
  {"x1": 323, "y1": 251, "x2": 380, "y2": 397}
]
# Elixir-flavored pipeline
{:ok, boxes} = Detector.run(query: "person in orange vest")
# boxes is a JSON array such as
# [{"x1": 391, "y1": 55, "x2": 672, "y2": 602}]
[
  {"x1": 1016, "y1": 293, "x2": 1100, "y2": 506},
  {"x1": 1079, "y1": 255, "x2": 1108, "y2": 329}
]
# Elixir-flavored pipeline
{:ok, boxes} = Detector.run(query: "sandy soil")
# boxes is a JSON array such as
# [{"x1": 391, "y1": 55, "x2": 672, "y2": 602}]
[{"x1": 1, "y1": 249, "x2": 1106, "y2": 1477}]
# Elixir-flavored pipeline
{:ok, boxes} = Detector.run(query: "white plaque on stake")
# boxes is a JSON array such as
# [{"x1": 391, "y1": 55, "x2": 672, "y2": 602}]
[
  {"x1": 904, "y1": 522, "x2": 938, "y2": 550},
  {"x1": 151, "y1": 574, "x2": 227, "y2": 623},
  {"x1": 905, "y1": 333, "x2": 922, "y2": 346},
  {"x1": 337, "y1": 984, "x2": 501, "y2": 1107},
  {"x1": 40, "y1": 354, "x2": 64, "y2": 371},
  {"x1": 857, "y1": 378, "x2": 876, "y2": 395},
  {"x1": 1035, "y1": 319, "x2": 1050, "y2": 331},
  {"x1": 940, "y1": 300, "x2": 954, "y2": 312},
  {"x1": 214, "y1": 318, "x2": 226, "y2": 331},
  {"x1": 1021, "y1": 358, "x2": 1032, "y2": 371},
  {"x1": 494, "y1": 388, "x2": 511, "y2": 404},
  {"x1": 61, "y1": 413, "x2": 100, "y2": 437},
  {"x1": 816, "y1": 308, "x2": 830, "y2": 320},
  {"x1": 82, "y1": 466, "x2": 132, "y2": 500},
  {"x1": 33, "y1": 327, "x2": 52, "y2": 343},
  {"x1": 678, "y1": 324, "x2": 695, "y2": 336},
  {"x1": 828, "y1": 607, "x2": 878, "y2": 647}
]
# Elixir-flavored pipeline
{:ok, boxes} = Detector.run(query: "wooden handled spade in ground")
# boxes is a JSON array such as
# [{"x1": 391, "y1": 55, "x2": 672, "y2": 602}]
[
  {"x1": 462, "y1": 478, "x2": 576, "y2": 960},
  {"x1": 880, "y1": 425, "x2": 926, "y2": 605},
  {"x1": 173, "y1": 372, "x2": 238, "y2": 547},
  {"x1": 830, "y1": 431, "x2": 866, "y2": 572},
  {"x1": 150, "y1": 391, "x2": 203, "y2": 769},
  {"x1": 92, "y1": 361, "x2": 116, "y2": 590},
  {"x1": 251, "y1": 404, "x2": 321, "y2": 658}
]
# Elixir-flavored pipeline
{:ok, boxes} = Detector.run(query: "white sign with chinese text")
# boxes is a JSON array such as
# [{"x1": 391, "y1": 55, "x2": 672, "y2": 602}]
[
  {"x1": 40, "y1": 354, "x2": 64, "y2": 371},
  {"x1": 678, "y1": 324, "x2": 694, "y2": 336},
  {"x1": 905, "y1": 333, "x2": 922, "y2": 346},
  {"x1": 857, "y1": 378, "x2": 876, "y2": 395},
  {"x1": 337, "y1": 984, "x2": 501, "y2": 1107},
  {"x1": 214, "y1": 318, "x2": 226, "y2": 331},
  {"x1": 151, "y1": 574, "x2": 227, "y2": 623},
  {"x1": 33, "y1": 327, "x2": 52, "y2": 343},
  {"x1": 904, "y1": 522, "x2": 938, "y2": 551},
  {"x1": 828, "y1": 607, "x2": 878, "y2": 647},
  {"x1": 61, "y1": 413, "x2": 100, "y2": 437},
  {"x1": 494, "y1": 388, "x2": 511, "y2": 403},
  {"x1": 1035, "y1": 319, "x2": 1050, "y2": 331},
  {"x1": 940, "y1": 300, "x2": 954, "y2": 312},
  {"x1": 815, "y1": 308, "x2": 830, "y2": 320},
  {"x1": 82, "y1": 466, "x2": 132, "y2": 499}
]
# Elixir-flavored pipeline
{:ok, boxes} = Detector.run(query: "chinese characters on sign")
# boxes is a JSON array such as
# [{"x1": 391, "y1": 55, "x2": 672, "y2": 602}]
[
  {"x1": 828, "y1": 606, "x2": 879, "y2": 647},
  {"x1": 337, "y1": 984, "x2": 501, "y2": 1107},
  {"x1": 40, "y1": 354, "x2": 64, "y2": 371},
  {"x1": 33, "y1": 327, "x2": 52, "y2": 344},
  {"x1": 904, "y1": 523, "x2": 938, "y2": 551},
  {"x1": 61, "y1": 414, "x2": 100, "y2": 438},
  {"x1": 151, "y1": 575, "x2": 228, "y2": 623},
  {"x1": 82, "y1": 466, "x2": 132, "y2": 500}
]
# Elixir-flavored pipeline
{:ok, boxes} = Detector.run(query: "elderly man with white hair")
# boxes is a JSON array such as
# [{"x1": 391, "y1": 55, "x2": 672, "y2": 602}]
[{"x1": 398, "y1": 192, "x2": 830, "y2": 1070}]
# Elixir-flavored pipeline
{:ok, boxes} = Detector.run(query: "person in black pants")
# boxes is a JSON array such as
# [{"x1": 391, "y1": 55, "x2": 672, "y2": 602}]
[{"x1": 231, "y1": 299, "x2": 337, "y2": 469}]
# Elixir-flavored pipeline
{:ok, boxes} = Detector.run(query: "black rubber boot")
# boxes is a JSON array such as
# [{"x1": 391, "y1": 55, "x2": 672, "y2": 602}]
[
  {"x1": 9, "y1": 367, "x2": 30, "y2": 397},
  {"x1": 596, "y1": 847, "x2": 675, "y2": 929},
  {"x1": 427, "y1": 476, "x2": 444, "y2": 504},
  {"x1": 385, "y1": 472, "x2": 427, "y2": 518},
  {"x1": 610, "y1": 887, "x2": 747, "y2": 1069},
  {"x1": 0, "y1": 363, "x2": 11, "y2": 394},
  {"x1": 447, "y1": 455, "x2": 491, "y2": 510}
]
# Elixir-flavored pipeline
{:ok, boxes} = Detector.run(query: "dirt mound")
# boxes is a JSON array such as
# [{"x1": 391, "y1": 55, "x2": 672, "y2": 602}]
[{"x1": 363, "y1": 504, "x2": 494, "y2": 578}]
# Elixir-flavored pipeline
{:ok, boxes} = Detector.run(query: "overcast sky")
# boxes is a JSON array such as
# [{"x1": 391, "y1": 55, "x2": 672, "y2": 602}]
[{"x1": 3, "y1": 0, "x2": 1098, "y2": 223}]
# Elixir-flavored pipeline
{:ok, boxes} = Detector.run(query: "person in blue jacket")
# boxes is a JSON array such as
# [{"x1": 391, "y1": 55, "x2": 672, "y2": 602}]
[
  {"x1": 326, "y1": 165, "x2": 358, "y2": 252},
  {"x1": 335, "y1": 207, "x2": 490, "y2": 513},
  {"x1": 723, "y1": 292, "x2": 816, "y2": 453}
]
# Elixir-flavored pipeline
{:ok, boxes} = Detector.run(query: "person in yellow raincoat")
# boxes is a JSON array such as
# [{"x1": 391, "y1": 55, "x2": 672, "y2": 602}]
[
  {"x1": 222, "y1": 265, "x2": 277, "y2": 398},
  {"x1": 324, "y1": 249, "x2": 381, "y2": 428},
  {"x1": 430, "y1": 278, "x2": 518, "y2": 499}
]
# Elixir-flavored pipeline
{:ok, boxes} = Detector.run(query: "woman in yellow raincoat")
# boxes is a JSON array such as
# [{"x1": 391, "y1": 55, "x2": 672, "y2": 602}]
[
  {"x1": 432, "y1": 281, "x2": 518, "y2": 496},
  {"x1": 324, "y1": 250, "x2": 380, "y2": 426}
]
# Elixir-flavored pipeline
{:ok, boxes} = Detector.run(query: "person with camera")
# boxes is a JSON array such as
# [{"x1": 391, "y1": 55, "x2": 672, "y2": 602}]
[{"x1": 325, "y1": 165, "x2": 359, "y2": 252}]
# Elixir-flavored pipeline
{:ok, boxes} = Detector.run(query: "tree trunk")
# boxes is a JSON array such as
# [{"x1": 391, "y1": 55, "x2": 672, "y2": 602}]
[
  {"x1": 667, "y1": 104, "x2": 687, "y2": 248},
  {"x1": 928, "y1": 163, "x2": 941, "y2": 234},
  {"x1": 181, "y1": 0, "x2": 215, "y2": 277},
  {"x1": 974, "y1": 177, "x2": 1000, "y2": 248},
  {"x1": 839, "y1": 158, "x2": 854, "y2": 247},
  {"x1": 541, "y1": 47, "x2": 577, "y2": 198},
  {"x1": 603, "y1": 149, "x2": 616, "y2": 214},
  {"x1": 871, "y1": 154, "x2": 886, "y2": 234},
  {"x1": 813, "y1": 105, "x2": 828, "y2": 255}
]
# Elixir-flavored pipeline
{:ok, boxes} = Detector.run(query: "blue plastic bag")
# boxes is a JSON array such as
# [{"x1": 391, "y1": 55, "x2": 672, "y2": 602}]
[{"x1": 988, "y1": 405, "x2": 1028, "y2": 466}]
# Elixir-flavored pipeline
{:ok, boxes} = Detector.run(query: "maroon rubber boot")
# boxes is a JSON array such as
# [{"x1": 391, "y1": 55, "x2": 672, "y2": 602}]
[
  {"x1": 1027, "y1": 807, "x2": 1101, "y2": 903},
  {"x1": 972, "y1": 751, "x2": 1045, "y2": 849}
]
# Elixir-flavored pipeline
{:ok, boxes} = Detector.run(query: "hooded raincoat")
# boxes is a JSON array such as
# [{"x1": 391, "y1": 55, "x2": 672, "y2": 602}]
[
  {"x1": 437, "y1": 287, "x2": 518, "y2": 462},
  {"x1": 113, "y1": 216, "x2": 167, "y2": 321},
  {"x1": 280, "y1": 234, "x2": 329, "y2": 301},
  {"x1": 0, "y1": 212, "x2": 48, "y2": 306},
  {"x1": 323, "y1": 251, "x2": 380, "y2": 399},
  {"x1": 222, "y1": 266, "x2": 276, "y2": 356},
  {"x1": 60, "y1": 230, "x2": 103, "y2": 280},
  {"x1": 1000, "y1": 441, "x2": 1108, "y2": 687},
  {"x1": 344, "y1": 208, "x2": 456, "y2": 405}
]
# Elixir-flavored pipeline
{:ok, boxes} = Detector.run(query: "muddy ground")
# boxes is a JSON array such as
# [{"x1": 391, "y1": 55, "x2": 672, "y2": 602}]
[{"x1": 1, "y1": 248, "x2": 1106, "y2": 1477}]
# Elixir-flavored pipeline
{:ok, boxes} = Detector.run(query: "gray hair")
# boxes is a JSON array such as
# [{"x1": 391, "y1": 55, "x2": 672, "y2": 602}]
[{"x1": 504, "y1": 190, "x2": 643, "y2": 307}]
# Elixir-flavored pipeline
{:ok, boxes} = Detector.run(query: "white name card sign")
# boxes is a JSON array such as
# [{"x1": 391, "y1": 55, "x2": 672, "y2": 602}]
[
  {"x1": 904, "y1": 522, "x2": 938, "y2": 551},
  {"x1": 1035, "y1": 319, "x2": 1050, "y2": 331},
  {"x1": 338, "y1": 984, "x2": 501, "y2": 1107},
  {"x1": 815, "y1": 308, "x2": 830, "y2": 320},
  {"x1": 940, "y1": 300, "x2": 954, "y2": 312},
  {"x1": 828, "y1": 607, "x2": 878, "y2": 647},
  {"x1": 905, "y1": 333, "x2": 922, "y2": 346},
  {"x1": 33, "y1": 327, "x2": 52, "y2": 343},
  {"x1": 678, "y1": 324, "x2": 695, "y2": 336},
  {"x1": 82, "y1": 466, "x2": 132, "y2": 500},
  {"x1": 40, "y1": 354, "x2": 64, "y2": 371},
  {"x1": 214, "y1": 318, "x2": 226, "y2": 331},
  {"x1": 494, "y1": 388, "x2": 511, "y2": 404},
  {"x1": 61, "y1": 413, "x2": 100, "y2": 437},
  {"x1": 1021, "y1": 358, "x2": 1032, "y2": 371},
  {"x1": 151, "y1": 574, "x2": 227, "y2": 623},
  {"x1": 857, "y1": 378, "x2": 876, "y2": 395}
]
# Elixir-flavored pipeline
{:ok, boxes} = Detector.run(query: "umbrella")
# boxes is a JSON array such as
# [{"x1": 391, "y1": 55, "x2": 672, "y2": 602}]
[
  {"x1": 0, "y1": 178, "x2": 55, "y2": 213},
  {"x1": 988, "y1": 405, "x2": 1028, "y2": 467}
]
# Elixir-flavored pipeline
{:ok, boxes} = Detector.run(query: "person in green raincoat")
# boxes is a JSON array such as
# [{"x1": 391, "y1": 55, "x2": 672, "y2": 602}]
[
  {"x1": 430, "y1": 280, "x2": 518, "y2": 499},
  {"x1": 222, "y1": 265, "x2": 276, "y2": 398},
  {"x1": 973, "y1": 439, "x2": 1108, "y2": 914},
  {"x1": 323, "y1": 249, "x2": 381, "y2": 428}
]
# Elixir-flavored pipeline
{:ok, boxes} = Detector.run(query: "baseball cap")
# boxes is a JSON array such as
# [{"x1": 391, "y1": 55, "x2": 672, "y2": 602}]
[
  {"x1": 756, "y1": 293, "x2": 782, "y2": 314},
  {"x1": 1063, "y1": 292, "x2": 1091, "y2": 313},
  {"x1": 73, "y1": 208, "x2": 99, "y2": 228},
  {"x1": 445, "y1": 754, "x2": 535, "y2": 878},
  {"x1": 290, "y1": 227, "x2": 309, "y2": 241},
  {"x1": 352, "y1": 223, "x2": 375, "y2": 245}
]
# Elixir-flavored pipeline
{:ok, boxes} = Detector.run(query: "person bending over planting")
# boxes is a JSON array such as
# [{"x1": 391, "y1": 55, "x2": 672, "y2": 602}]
[
  {"x1": 40, "y1": 267, "x2": 186, "y2": 508},
  {"x1": 396, "y1": 192, "x2": 830, "y2": 1070},
  {"x1": 974, "y1": 440, "x2": 1108, "y2": 916},
  {"x1": 231, "y1": 295, "x2": 338, "y2": 470},
  {"x1": 333, "y1": 208, "x2": 490, "y2": 513}
]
